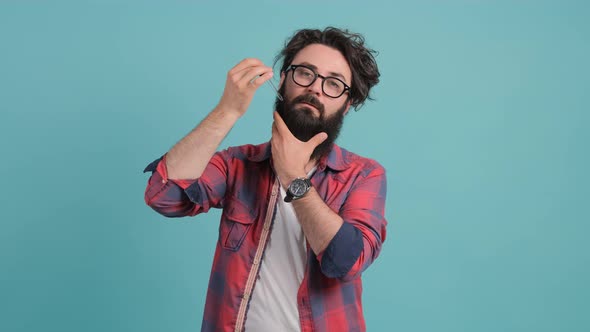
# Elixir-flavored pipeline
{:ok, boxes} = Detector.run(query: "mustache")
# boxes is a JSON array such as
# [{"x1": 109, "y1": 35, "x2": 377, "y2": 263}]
[{"x1": 291, "y1": 94, "x2": 325, "y2": 114}]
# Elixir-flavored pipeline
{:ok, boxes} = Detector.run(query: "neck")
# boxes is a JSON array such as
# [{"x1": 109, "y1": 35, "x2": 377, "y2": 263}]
[{"x1": 305, "y1": 159, "x2": 318, "y2": 174}]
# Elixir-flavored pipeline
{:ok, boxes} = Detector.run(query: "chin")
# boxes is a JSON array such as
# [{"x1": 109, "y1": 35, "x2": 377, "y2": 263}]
[{"x1": 296, "y1": 106, "x2": 319, "y2": 118}]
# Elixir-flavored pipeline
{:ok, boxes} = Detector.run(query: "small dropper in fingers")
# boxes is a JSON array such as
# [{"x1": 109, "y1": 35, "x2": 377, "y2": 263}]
[{"x1": 266, "y1": 79, "x2": 283, "y2": 101}]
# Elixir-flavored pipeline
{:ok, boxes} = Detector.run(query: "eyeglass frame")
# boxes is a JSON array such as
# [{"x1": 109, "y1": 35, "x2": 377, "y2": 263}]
[{"x1": 284, "y1": 64, "x2": 351, "y2": 99}]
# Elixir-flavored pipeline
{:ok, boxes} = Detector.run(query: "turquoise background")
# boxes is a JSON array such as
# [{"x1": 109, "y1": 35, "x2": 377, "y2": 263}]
[{"x1": 1, "y1": 1, "x2": 588, "y2": 331}]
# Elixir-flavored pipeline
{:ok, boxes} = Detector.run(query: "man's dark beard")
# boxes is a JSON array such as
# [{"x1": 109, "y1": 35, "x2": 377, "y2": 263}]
[{"x1": 274, "y1": 86, "x2": 347, "y2": 161}]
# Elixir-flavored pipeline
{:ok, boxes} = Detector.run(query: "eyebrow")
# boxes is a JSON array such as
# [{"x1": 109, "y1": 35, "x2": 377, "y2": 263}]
[{"x1": 299, "y1": 62, "x2": 347, "y2": 82}]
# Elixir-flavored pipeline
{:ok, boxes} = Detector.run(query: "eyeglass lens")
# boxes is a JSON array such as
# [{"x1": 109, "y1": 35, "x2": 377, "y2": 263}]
[{"x1": 292, "y1": 66, "x2": 345, "y2": 98}]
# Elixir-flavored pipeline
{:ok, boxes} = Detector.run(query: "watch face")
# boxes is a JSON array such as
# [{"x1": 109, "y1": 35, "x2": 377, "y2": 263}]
[{"x1": 290, "y1": 179, "x2": 308, "y2": 196}]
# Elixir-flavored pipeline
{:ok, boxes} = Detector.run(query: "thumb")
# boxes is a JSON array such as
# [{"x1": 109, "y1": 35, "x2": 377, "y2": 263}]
[{"x1": 308, "y1": 132, "x2": 328, "y2": 148}]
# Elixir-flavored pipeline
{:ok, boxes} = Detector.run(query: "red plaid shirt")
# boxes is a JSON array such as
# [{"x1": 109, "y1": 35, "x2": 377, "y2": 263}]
[{"x1": 143, "y1": 142, "x2": 387, "y2": 332}]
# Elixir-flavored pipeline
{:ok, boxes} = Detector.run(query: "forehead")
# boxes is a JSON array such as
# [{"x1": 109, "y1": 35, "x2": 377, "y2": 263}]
[{"x1": 291, "y1": 44, "x2": 352, "y2": 83}]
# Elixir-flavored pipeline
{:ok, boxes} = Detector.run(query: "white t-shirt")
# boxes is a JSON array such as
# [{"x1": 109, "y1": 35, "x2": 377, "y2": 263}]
[{"x1": 245, "y1": 170, "x2": 315, "y2": 332}]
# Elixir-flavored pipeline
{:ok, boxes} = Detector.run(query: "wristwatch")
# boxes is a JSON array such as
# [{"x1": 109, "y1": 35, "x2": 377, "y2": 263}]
[{"x1": 284, "y1": 177, "x2": 312, "y2": 203}]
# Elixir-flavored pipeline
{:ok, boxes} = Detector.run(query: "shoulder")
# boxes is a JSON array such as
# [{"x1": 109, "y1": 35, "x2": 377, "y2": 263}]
[
  {"x1": 221, "y1": 142, "x2": 271, "y2": 163},
  {"x1": 330, "y1": 144, "x2": 385, "y2": 177}
]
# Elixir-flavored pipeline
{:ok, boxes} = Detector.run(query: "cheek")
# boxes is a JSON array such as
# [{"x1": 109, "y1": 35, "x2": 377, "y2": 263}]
[
  {"x1": 283, "y1": 83, "x2": 304, "y2": 101},
  {"x1": 284, "y1": 80, "x2": 299, "y2": 94},
  {"x1": 325, "y1": 100, "x2": 347, "y2": 117}
]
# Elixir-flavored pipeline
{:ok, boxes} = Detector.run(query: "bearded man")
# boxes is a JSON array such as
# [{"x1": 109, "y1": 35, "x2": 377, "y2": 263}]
[{"x1": 143, "y1": 27, "x2": 387, "y2": 332}]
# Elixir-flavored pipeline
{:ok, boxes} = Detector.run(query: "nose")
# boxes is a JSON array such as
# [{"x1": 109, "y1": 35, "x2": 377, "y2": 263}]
[{"x1": 306, "y1": 77, "x2": 323, "y2": 97}]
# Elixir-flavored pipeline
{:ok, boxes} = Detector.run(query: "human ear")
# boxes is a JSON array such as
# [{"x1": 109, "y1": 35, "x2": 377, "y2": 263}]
[
  {"x1": 343, "y1": 101, "x2": 352, "y2": 116},
  {"x1": 279, "y1": 72, "x2": 285, "y2": 88}
]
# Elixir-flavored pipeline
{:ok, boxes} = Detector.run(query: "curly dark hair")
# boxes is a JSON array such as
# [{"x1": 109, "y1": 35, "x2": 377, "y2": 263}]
[{"x1": 274, "y1": 27, "x2": 380, "y2": 110}]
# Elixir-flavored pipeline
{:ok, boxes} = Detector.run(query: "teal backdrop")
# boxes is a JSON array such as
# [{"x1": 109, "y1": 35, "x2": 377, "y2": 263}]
[{"x1": 1, "y1": 1, "x2": 588, "y2": 331}]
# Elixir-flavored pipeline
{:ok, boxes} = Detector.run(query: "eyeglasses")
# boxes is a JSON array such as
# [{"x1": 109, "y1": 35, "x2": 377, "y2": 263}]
[{"x1": 285, "y1": 64, "x2": 350, "y2": 98}]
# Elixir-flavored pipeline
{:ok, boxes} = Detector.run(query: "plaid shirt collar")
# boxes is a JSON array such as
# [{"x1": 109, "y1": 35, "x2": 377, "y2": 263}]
[{"x1": 247, "y1": 141, "x2": 353, "y2": 172}]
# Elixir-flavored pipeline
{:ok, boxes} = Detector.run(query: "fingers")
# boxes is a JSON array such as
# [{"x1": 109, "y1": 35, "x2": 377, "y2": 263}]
[
  {"x1": 271, "y1": 120, "x2": 278, "y2": 137},
  {"x1": 218, "y1": 58, "x2": 275, "y2": 116},
  {"x1": 228, "y1": 58, "x2": 264, "y2": 76},
  {"x1": 308, "y1": 132, "x2": 328, "y2": 148},
  {"x1": 229, "y1": 65, "x2": 273, "y2": 90},
  {"x1": 246, "y1": 69, "x2": 274, "y2": 87},
  {"x1": 229, "y1": 58, "x2": 273, "y2": 88}
]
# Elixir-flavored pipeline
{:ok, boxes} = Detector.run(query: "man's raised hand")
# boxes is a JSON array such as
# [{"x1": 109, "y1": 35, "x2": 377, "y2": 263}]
[{"x1": 216, "y1": 58, "x2": 274, "y2": 117}]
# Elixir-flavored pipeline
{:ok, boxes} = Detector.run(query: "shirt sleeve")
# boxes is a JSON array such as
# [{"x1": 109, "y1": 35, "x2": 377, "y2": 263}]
[
  {"x1": 317, "y1": 162, "x2": 388, "y2": 281},
  {"x1": 143, "y1": 151, "x2": 231, "y2": 218}
]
